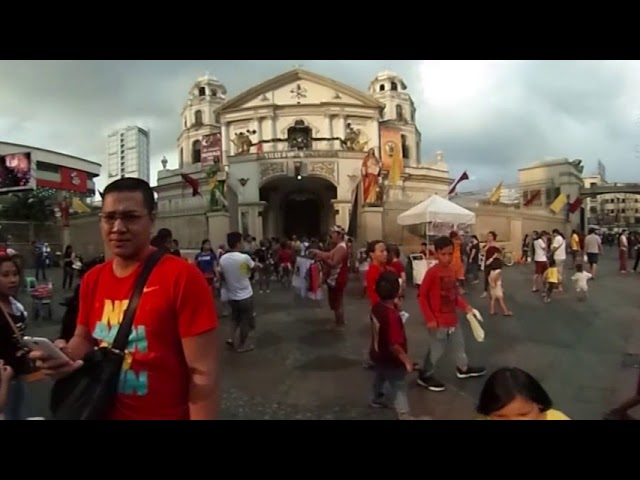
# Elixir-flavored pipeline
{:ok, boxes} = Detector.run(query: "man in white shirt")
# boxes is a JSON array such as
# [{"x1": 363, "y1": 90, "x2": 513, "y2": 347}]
[
  {"x1": 532, "y1": 231, "x2": 549, "y2": 292},
  {"x1": 618, "y1": 230, "x2": 628, "y2": 273},
  {"x1": 550, "y1": 229, "x2": 567, "y2": 292},
  {"x1": 219, "y1": 231, "x2": 256, "y2": 353},
  {"x1": 584, "y1": 228, "x2": 602, "y2": 279}
]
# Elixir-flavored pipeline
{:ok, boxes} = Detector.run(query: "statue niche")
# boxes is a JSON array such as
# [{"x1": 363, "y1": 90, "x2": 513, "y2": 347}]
[
  {"x1": 341, "y1": 123, "x2": 369, "y2": 152},
  {"x1": 231, "y1": 129, "x2": 257, "y2": 155},
  {"x1": 287, "y1": 120, "x2": 312, "y2": 150}
]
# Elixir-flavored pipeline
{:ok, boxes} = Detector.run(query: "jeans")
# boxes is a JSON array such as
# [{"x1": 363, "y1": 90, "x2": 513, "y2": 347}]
[
  {"x1": 421, "y1": 327, "x2": 468, "y2": 377},
  {"x1": 5, "y1": 378, "x2": 27, "y2": 420},
  {"x1": 466, "y1": 262, "x2": 479, "y2": 282},
  {"x1": 372, "y1": 366, "x2": 409, "y2": 415}
]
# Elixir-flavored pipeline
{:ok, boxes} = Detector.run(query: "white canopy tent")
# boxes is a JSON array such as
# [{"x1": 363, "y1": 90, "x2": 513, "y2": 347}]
[
  {"x1": 397, "y1": 194, "x2": 476, "y2": 227},
  {"x1": 397, "y1": 194, "x2": 477, "y2": 284}
]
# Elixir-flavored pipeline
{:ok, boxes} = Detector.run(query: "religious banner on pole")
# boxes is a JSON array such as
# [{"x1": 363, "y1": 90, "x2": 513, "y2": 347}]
[{"x1": 201, "y1": 133, "x2": 222, "y2": 166}]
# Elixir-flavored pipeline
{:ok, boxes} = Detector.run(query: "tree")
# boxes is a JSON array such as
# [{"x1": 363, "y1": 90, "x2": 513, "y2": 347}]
[{"x1": 0, "y1": 192, "x2": 55, "y2": 223}]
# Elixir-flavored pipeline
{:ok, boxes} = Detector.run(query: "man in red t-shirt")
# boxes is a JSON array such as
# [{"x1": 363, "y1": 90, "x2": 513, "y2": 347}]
[
  {"x1": 369, "y1": 270, "x2": 415, "y2": 419},
  {"x1": 32, "y1": 178, "x2": 219, "y2": 420},
  {"x1": 416, "y1": 235, "x2": 486, "y2": 393}
]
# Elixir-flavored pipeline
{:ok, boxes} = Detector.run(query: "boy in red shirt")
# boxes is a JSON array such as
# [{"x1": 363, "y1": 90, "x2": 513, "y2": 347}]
[
  {"x1": 387, "y1": 244, "x2": 406, "y2": 298},
  {"x1": 369, "y1": 270, "x2": 414, "y2": 419},
  {"x1": 417, "y1": 236, "x2": 486, "y2": 392},
  {"x1": 365, "y1": 240, "x2": 389, "y2": 306}
]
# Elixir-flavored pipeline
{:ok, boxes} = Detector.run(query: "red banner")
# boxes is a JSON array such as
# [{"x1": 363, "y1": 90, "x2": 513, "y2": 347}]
[
  {"x1": 201, "y1": 133, "x2": 222, "y2": 166},
  {"x1": 36, "y1": 167, "x2": 88, "y2": 192}
]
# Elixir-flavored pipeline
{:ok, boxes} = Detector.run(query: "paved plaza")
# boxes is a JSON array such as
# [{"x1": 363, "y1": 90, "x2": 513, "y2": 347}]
[{"x1": 22, "y1": 249, "x2": 640, "y2": 420}]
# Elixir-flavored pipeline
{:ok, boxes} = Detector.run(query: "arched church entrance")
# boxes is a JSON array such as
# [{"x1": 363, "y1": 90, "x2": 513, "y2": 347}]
[{"x1": 260, "y1": 176, "x2": 337, "y2": 240}]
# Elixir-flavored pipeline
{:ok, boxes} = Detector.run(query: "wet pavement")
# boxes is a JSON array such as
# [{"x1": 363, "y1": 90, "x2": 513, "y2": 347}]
[{"x1": 21, "y1": 249, "x2": 640, "y2": 419}]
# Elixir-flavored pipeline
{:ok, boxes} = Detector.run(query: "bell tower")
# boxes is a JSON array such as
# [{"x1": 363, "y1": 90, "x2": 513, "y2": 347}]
[
  {"x1": 368, "y1": 71, "x2": 422, "y2": 166},
  {"x1": 178, "y1": 73, "x2": 227, "y2": 168}
]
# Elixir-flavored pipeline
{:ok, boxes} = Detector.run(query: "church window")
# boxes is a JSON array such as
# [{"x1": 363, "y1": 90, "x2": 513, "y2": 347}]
[
  {"x1": 194, "y1": 110, "x2": 203, "y2": 125},
  {"x1": 211, "y1": 89, "x2": 217, "y2": 97},
  {"x1": 391, "y1": 81, "x2": 398, "y2": 91},
  {"x1": 192, "y1": 140, "x2": 202, "y2": 163},
  {"x1": 396, "y1": 104, "x2": 404, "y2": 120},
  {"x1": 198, "y1": 86, "x2": 206, "y2": 97},
  {"x1": 401, "y1": 134, "x2": 410, "y2": 160},
  {"x1": 287, "y1": 120, "x2": 312, "y2": 150},
  {"x1": 379, "y1": 84, "x2": 385, "y2": 92}
]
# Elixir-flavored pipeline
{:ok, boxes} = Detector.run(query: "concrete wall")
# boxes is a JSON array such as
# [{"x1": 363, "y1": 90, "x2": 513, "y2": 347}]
[{"x1": 66, "y1": 210, "x2": 212, "y2": 259}]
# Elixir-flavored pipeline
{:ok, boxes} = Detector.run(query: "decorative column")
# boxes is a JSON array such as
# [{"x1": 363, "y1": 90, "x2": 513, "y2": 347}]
[
  {"x1": 222, "y1": 123, "x2": 230, "y2": 156},
  {"x1": 336, "y1": 115, "x2": 346, "y2": 149},
  {"x1": 271, "y1": 114, "x2": 278, "y2": 151},
  {"x1": 325, "y1": 114, "x2": 333, "y2": 150}
]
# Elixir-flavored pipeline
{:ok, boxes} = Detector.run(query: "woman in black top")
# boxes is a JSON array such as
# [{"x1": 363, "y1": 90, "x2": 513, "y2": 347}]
[
  {"x1": 62, "y1": 245, "x2": 75, "y2": 290},
  {"x1": 0, "y1": 255, "x2": 30, "y2": 419}
]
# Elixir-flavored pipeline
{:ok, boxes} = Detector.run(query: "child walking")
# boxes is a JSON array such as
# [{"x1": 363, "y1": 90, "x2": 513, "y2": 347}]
[
  {"x1": 369, "y1": 271, "x2": 415, "y2": 420},
  {"x1": 543, "y1": 258, "x2": 559, "y2": 303},
  {"x1": 363, "y1": 240, "x2": 389, "y2": 368},
  {"x1": 571, "y1": 263, "x2": 592, "y2": 301},
  {"x1": 416, "y1": 236, "x2": 486, "y2": 392},
  {"x1": 487, "y1": 258, "x2": 513, "y2": 316}
]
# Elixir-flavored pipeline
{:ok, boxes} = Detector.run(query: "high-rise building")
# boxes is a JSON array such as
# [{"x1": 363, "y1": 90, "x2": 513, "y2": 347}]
[{"x1": 106, "y1": 126, "x2": 150, "y2": 183}]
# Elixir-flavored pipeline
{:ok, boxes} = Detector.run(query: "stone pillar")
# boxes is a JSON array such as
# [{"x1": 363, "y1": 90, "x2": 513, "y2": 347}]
[
  {"x1": 271, "y1": 115, "x2": 278, "y2": 151},
  {"x1": 325, "y1": 114, "x2": 333, "y2": 150},
  {"x1": 336, "y1": 115, "x2": 346, "y2": 150},
  {"x1": 331, "y1": 200, "x2": 351, "y2": 232},
  {"x1": 360, "y1": 206, "x2": 384, "y2": 242},
  {"x1": 237, "y1": 202, "x2": 267, "y2": 240},
  {"x1": 206, "y1": 211, "x2": 231, "y2": 249},
  {"x1": 222, "y1": 123, "x2": 230, "y2": 156}
]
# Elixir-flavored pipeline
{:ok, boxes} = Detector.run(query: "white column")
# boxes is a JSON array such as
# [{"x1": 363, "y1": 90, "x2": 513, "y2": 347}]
[
  {"x1": 337, "y1": 115, "x2": 346, "y2": 149},
  {"x1": 222, "y1": 123, "x2": 230, "y2": 157},
  {"x1": 325, "y1": 114, "x2": 333, "y2": 150},
  {"x1": 255, "y1": 117, "x2": 263, "y2": 142},
  {"x1": 271, "y1": 115, "x2": 278, "y2": 151}
]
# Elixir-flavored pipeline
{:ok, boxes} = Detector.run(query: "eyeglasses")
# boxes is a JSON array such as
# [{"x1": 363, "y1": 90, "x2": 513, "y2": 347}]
[{"x1": 99, "y1": 212, "x2": 146, "y2": 225}]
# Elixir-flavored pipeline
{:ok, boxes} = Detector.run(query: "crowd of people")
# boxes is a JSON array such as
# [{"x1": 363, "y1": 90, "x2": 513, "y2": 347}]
[{"x1": 0, "y1": 176, "x2": 638, "y2": 420}]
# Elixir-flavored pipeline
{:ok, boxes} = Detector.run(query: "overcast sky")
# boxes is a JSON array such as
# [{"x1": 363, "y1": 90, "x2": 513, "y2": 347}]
[{"x1": 1, "y1": 60, "x2": 639, "y2": 192}]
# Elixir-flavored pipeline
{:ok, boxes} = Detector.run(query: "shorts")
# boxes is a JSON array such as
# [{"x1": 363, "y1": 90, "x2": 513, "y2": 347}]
[
  {"x1": 586, "y1": 253, "x2": 599, "y2": 265},
  {"x1": 327, "y1": 283, "x2": 346, "y2": 311},
  {"x1": 229, "y1": 296, "x2": 255, "y2": 330},
  {"x1": 535, "y1": 261, "x2": 548, "y2": 275}
]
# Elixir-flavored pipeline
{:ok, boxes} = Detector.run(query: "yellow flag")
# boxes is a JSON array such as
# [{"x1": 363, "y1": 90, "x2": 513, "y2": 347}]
[
  {"x1": 388, "y1": 148, "x2": 403, "y2": 186},
  {"x1": 549, "y1": 193, "x2": 567, "y2": 213},
  {"x1": 488, "y1": 181, "x2": 503, "y2": 203},
  {"x1": 71, "y1": 197, "x2": 91, "y2": 214}
]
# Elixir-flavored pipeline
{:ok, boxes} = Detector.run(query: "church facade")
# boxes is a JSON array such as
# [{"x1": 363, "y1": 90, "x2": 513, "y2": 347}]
[{"x1": 155, "y1": 68, "x2": 453, "y2": 248}]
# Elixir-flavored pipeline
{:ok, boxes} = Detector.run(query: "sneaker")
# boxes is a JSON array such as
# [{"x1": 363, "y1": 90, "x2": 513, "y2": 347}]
[
  {"x1": 417, "y1": 375, "x2": 446, "y2": 392},
  {"x1": 456, "y1": 366, "x2": 487, "y2": 379},
  {"x1": 370, "y1": 398, "x2": 388, "y2": 409},
  {"x1": 397, "y1": 412, "x2": 432, "y2": 420}
]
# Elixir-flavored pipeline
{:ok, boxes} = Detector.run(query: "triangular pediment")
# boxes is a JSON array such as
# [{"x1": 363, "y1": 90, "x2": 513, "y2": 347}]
[{"x1": 218, "y1": 68, "x2": 383, "y2": 112}]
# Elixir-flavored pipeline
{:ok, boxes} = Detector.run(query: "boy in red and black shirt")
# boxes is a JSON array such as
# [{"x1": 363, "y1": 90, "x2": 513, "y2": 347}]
[
  {"x1": 370, "y1": 270, "x2": 414, "y2": 419},
  {"x1": 365, "y1": 240, "x2": 389, "y2": 306},
  {"x1": 417, "y1": 236, "x2": 486, "y2": 392}
]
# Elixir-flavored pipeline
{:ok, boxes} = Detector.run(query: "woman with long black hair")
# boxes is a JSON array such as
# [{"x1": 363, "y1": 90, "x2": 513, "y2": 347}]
[{"x1": 0, "y1": 254, "x2": 30, "y2": 419}]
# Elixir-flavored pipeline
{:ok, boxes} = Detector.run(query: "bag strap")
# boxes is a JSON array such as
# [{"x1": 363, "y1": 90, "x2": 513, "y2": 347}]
[
  {"x1": 111, "y1": 249, "x2": 165, "y2": 353},
  {"x1": 0, "y1": 301, "x2": 22, "y2": 338}
]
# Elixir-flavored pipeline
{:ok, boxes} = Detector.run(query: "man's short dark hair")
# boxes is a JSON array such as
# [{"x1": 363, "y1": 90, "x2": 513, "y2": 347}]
[
  {"x1": 375, "y1": 271, "x2": 400, "y2": 301},
  {"x1": 103, "y1": 177, "x2": 156, "y2": 214},
  {"x1": 433, "y1": 236, "x2": 453, "y2": 251},
  {"x1": 227, "y1": 231, "x2": 243, "y2": 249},
  {"x1": 366, "y1": 239, "x2": 384, "y2": 256}
]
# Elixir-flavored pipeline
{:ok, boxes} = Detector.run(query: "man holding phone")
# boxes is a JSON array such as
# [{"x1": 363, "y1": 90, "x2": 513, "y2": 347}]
[{"x1": 30, "y1": 178, "x2": 220, "y2": 420}]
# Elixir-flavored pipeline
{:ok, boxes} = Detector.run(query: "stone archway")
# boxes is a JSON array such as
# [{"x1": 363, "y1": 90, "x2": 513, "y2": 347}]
[{"x1": 259, "y1": 176, "x2": 337, "y2": 240}]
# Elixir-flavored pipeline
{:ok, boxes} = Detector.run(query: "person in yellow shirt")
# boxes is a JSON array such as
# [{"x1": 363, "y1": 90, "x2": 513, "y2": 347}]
[
  {"x1": 570, "y1": 229, "x2": 581, "y2": 268},
  {"x1": 476, "y1": 367, "x2": 570, "y2": 420},
  {"x1": 543, "y1": 258, "x2": 559, "y2": 303}
]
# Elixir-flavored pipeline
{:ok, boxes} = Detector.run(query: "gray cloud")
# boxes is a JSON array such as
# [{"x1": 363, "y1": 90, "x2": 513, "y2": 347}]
[{"x1": 0, "y1": 60, "x2": 638, "y2": 192}]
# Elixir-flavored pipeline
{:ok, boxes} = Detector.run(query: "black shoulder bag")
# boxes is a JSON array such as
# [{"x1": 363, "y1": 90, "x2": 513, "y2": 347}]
[{"x1": 50, "y1": 249, "x2": 165, "y2": 420}]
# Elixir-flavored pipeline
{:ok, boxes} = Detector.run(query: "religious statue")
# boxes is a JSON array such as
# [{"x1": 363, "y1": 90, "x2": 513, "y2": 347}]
[
  {"x1": 341, "y1": 123, "x2": 369, "y2": 152},
  {"x1": 230, "y1": 130, "x2": 256, "y2": 154},
  {"x1": 206, "y1": 164, "x2": 227, "y2": 211},
  {"x1": 361, "y1": 148, "x2": 382, "y2": 205},
  {"x1": 59, "y1": 196, "x2": 70, "y2": 228}
]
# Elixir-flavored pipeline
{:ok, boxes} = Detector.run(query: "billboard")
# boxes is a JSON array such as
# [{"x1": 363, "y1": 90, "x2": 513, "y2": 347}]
[
  {"x1": 0, "y1": 152, "x2": 35, "y2": 193},
  {"x1": 201, "y1": 132, "x2": 222, "y2": 166}
]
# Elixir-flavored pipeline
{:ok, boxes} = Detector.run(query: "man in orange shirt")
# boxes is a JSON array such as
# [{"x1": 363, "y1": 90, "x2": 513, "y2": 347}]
[{"x1": 32, "y1": 178, "x2": 219, "y2": 420}]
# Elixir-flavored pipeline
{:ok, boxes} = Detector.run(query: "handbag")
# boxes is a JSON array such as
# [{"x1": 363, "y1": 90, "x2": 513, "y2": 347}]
[{"x1": 49, "y1": 249, "x2": 165, "y2": 420}]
